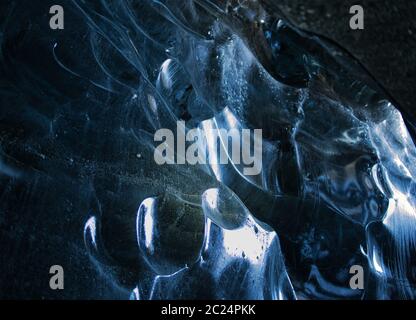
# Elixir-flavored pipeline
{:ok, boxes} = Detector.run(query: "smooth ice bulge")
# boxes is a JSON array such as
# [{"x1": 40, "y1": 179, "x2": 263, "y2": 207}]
[
  {"x1": 73, "y1": 0, "x2": 416, "y2": 299},
  {"x1": 131, "y1": 187, "x2": 295, "y2": 300},
  {"x1": 136, "y1": 194, "x2": 205, "y2": 275}
]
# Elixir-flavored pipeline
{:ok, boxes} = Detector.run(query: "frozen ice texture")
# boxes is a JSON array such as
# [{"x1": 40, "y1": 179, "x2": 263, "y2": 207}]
[
  {"x1": 1, "y1": 0, "x2": 415, "y2": 299},
  {"x1": 78, "y1": 0, "x2": 416, "y2": 299}
]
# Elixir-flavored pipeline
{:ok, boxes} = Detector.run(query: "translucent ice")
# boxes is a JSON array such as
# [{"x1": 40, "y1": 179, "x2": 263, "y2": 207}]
[{"x1": 68, "y1": 0, "x2": 416, "y2": 299}]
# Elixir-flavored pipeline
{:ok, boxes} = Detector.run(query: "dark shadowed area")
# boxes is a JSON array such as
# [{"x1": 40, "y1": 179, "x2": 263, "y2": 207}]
[{"x1": 276, "y1": 0, "x2": 416, "y2": 120}]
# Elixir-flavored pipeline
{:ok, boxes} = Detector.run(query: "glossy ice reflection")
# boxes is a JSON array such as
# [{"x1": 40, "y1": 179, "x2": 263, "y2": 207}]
[{"x1": 73, "y1": 0, "x2": 416, "y2": 299}]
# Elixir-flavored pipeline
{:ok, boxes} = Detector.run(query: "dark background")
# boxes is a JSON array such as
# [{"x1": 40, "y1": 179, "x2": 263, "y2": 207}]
[{"x1": 277, "y1": 0, "x2": 416, "y2": 121}]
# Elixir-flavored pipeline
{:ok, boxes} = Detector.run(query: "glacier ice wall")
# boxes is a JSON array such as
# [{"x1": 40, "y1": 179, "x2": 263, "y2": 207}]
[
  {"x1": 72, "y1": 0, "x2": 416, "y2": 299},
  {"x1": 1, "y1": 0, "x2": 416, "y2": 299}
]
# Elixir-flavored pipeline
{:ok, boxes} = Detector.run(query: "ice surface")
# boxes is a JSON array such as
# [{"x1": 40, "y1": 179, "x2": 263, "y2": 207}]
[
  {"x1": 77, "y1": 0, "x2": 416, "y2": 299},
  {"x1": 63, "y1": 0, "x2": 416, "y2": 299},
  {"x1": 1, "y1": 0, "x2": 416, "y2": 299}
]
